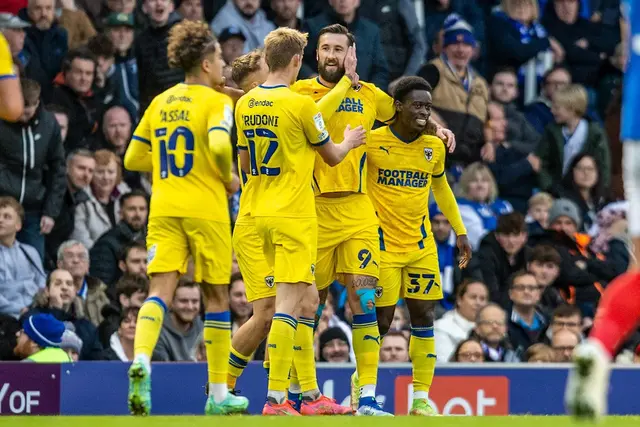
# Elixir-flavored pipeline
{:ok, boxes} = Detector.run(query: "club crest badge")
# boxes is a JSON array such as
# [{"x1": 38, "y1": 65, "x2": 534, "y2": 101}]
[{"x1": 424, "y1": 148, "x2": 433, "y2": 161}]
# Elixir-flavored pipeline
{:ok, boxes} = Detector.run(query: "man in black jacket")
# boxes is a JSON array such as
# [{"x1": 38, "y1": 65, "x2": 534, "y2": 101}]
[
  {"x1": 0, "y1": 78, "x2": 66, "y2": 261},
  {"x1": 135, "y1": 0, "x2": 183, "y2": 116},
  {"x1": 89, "y1": 190, "x2": 148, "y2": 288},
  {"x1": 50, "y1": 48, "x2": 102, "y2": 152},
  {"x1": 506, "y1": 270, "x2": 548, "y2": 358},
  {"x1": 44, "y1": 148, "x2": 94, "y2": 271}
]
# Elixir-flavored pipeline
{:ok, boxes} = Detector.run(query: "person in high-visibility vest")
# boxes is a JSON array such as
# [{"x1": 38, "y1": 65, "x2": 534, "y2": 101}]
[{"x1": 14, "y1": 313, "x2": 71, "y2": 363}]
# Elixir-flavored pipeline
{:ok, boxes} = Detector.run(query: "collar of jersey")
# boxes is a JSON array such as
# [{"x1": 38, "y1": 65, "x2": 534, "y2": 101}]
[
  {"x1": 389, "y1": 124, "x2": 420, "y2": 144},
  {"x1": 258, "y1": 84, "x2": 287, "y2": 89}
]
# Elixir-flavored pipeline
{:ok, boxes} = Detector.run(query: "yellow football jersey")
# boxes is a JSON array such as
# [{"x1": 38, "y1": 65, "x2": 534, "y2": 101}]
[
  {"x1": 0, "y1": 34, "x2": 16, "y2": 79},
  {"x1": 367, "y1": 126, "x2": 447, "y2": 252},
  {"x1": 131, "y1": 83, "x2": 233, "y2": 222},
  {"x1": 235, "y1": 84, "x2": 330, "y2": 218},
  {"x1": 291, "y1": 78, "x2": 395, "y2": 195}
]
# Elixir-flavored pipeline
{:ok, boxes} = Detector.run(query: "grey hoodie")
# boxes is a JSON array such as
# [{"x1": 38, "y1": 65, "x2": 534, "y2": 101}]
[{"x1": 152, "y1": 314, "x2": 203, "y2": 362}]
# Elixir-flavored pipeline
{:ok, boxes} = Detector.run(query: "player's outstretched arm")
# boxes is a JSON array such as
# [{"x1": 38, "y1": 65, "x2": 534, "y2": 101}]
[
  {"x1": 124, "y1": 137, "x2": 153, "y2": 172},
  {"x1": 315, "y1": 124, "x2": 366, "y2": 167}
]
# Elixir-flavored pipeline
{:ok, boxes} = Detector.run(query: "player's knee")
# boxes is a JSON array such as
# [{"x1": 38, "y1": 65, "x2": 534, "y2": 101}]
[
  {"x1": 407, "y1": 300, "x2": 436, "y2": 327},
  {"x1": 299, "y1": 285, "x2": 320, "y2": 318}
]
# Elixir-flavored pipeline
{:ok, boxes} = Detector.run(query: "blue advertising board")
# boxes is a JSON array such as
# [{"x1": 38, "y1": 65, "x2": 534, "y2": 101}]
[{"x1": 3, "y1": 362, "x2": 640, "y2": 415}]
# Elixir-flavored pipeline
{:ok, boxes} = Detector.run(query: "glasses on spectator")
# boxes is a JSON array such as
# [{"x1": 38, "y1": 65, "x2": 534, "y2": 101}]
[
  {"x1": 512, "y1": 284, "x2": 542, "y2": 292},
  {"x1": 458, "y1": 351, "x2": 484, "y2": 362},
  {"x1": 478, "y1": 319, "x2": 505, "y2": 327},
  {"x1": 553, "y1": 320, "x2": 580, "y2": 328}
]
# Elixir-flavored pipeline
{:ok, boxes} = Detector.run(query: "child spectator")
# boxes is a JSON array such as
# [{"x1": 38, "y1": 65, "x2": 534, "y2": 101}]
[{"x1": 526, "y1": 192, "x2": 554, "y2": 236}]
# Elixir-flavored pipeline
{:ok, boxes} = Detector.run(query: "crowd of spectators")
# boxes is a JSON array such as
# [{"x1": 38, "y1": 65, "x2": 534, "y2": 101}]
[{"x1": 0, "y1": 0, "x2": 636, "y2": 365}]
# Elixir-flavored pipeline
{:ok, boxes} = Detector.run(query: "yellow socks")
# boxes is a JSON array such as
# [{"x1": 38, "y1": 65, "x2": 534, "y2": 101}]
[
  {"x1": 204, "y1": 311, "x2": 231, "y2": 402},
  {"x1": 227, "y1": 346, "x2": 251, "y2": 389},
  {"x1": 133, "y1": 296, "x2": 167, "y2": 363},
  {"x1": 351, "y1": 313, "x2": 380, "y2": 399},
  {"x1": 410, "y1": 326, "x2": 436, "y2": 400},
  {"x1": 293, "y1": 316, "x2": 319, "y2": 396},
  {"x1": 267, "y1": 313, "x2": 298, "y2": 401}
]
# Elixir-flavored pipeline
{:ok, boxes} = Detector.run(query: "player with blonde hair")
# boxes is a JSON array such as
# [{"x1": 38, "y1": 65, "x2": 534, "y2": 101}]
[
  {"x1": 124, "y1": 20, "x2": 247, "y2": 416},
  {"x1": 235, "y1": 27, "x2": 365, "y2": 415}
]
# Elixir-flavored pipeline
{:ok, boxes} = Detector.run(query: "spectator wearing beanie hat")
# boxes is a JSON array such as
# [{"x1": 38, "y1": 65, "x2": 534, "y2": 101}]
[
  {"x1": 318, "y1": 327, "x2": 351, "y2": 363},
  {"x1": 60, "y1": 326, "x2": 83, "y2": 362},
  {"x1": 14, "y1": 313, "x2": 71, "y2": 362},
  {"x1": 419, "y1": 14, "x2": 489, "y2": 167}
]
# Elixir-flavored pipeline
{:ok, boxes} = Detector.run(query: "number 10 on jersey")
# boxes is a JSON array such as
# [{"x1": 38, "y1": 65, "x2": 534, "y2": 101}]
[{"x1": 244, "y1": 128, "x2": 280, "y2": 176}]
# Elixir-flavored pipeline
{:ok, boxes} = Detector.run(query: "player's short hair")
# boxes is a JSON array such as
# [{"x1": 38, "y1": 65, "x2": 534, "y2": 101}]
[
  {"x1": 553, "y1": 84, "x2": 588, "y2": 117},
  {"x1": 87, "y1": 34, "x2": 116, "y2": 59},
  {"x1": 167, "y1": 20, "x2": 218, "y2": 73},
  {"x1": 552, "y1": 304, "x2": 582, "y2": 320},
  {"x1": 317, "y1": 24, "x2": 355, "y2": 47},
  {"x1": 263, "y1": 27, "x2": 307, "y2": 72},
  {"x1": 115, "y1": 274, "x2": 150, "y2": 298},
  {"x1": 392, "y1": 76, "x2": 432, "y2": 103},
  {"x1": 528, "y1": 191, "x2": 553, "y2": 209},
  {"x1": 528, "y1": 244, "x2": 561, "y2": 266},
  {"x1": 231, "y1": 49, "x2": 263, "y2": 87},
  {"x1": 118, "y1": 240, "x2": 147, "y2": 262},
  {"x1": 21, "y1": 78, "x2": 41, "y2": 106},
  {"x1": 495, "y1": 212, "x2": 526, "y2": 235},
  {"x1": 0, "y1": 196, "x2": 24, "y2": 223}
]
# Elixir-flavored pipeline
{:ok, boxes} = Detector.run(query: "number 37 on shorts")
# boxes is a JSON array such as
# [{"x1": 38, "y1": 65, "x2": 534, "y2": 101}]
[{"x1": 375, "y1": 250, "x2": 443, "y2": 307}]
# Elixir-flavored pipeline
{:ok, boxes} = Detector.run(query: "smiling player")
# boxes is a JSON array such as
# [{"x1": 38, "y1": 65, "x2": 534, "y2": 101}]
[{"x1": 367, "y1": 76, "x2": 471, "y2": 416}]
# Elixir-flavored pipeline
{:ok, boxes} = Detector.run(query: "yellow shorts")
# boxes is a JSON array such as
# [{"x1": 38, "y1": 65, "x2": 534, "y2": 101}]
[
  {"x1": 146, "y1": 216, "x2": 231, "y2": 285},
  {"x1": 255, "y1": 216, "x2": 317, "y2": 285},
  {"x1": 375, "y1": 247, "x2": 443, "y2": 307},
  {"x1": 232, "y1": 220, "x2": 275, "y2": 302},
  {"x1": 315, "y1": 193, "x2": 380, "y2": 290}
]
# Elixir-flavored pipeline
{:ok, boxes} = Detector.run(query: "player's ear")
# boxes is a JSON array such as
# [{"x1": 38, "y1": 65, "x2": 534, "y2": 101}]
[{"x1": 394, "y1": 99, "x2": 403, "y2": 113}]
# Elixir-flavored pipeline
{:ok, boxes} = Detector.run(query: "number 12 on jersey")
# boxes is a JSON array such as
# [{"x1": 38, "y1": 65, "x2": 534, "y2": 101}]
[{"x1": 244, "y1": 128, "x2": 280, "y2": 176}]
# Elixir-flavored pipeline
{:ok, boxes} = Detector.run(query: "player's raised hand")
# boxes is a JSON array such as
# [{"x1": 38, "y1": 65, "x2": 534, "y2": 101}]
[
  {"x1": 457, "y1": 235, "x2": 472, "y2": 269},
  {"x1": 437, "y1": 127, "x2": 456, "y2": 153},
  {"x1": 343, "y1": 124, "x2": 366, "y2": 148},
  {"x1": 344, "y1": 45, "x2": 359, "y2": 86}
]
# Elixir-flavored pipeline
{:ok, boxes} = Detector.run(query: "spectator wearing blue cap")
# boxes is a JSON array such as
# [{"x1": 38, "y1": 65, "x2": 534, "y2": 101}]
[
  {"x1": 14, "y1": 313, "x2": 71, "y2": 362},
  {"x1": 218, "y1": 26, "x2": 246, "y2": 65},
  {"x1": 419, "y1": 14, "x2": 489, "y2": 167}
]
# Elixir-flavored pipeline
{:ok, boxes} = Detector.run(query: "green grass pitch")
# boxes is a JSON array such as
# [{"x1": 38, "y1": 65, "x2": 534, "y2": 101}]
[{"x1": 4, "y1": 416, "x2": 640, "y2": 427}]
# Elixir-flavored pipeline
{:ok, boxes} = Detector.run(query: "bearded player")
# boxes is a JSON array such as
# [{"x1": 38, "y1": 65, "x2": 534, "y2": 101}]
[
  {"x1": 565, "y1": 0, "x2": 640, "y2": 420},
  {"x1": 290, "y1": 24, "x2": 456, "y2": 416}
]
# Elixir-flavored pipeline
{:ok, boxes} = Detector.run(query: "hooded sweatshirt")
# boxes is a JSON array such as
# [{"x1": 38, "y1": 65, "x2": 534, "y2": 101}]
[{"x1": 152, "y1": 314, "x2": 203, "y2": 362}]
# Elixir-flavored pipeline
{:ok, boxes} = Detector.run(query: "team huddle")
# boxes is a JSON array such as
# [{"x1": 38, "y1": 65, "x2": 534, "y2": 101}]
[{"x1": 123, "y1": 20, "x2": 471, "y2": 417}]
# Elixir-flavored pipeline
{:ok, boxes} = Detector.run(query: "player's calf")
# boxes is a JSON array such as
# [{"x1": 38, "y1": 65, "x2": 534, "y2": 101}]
[
  {"x1": 406, "y1": 300, "x2": 438, "y2": 413},
  {"x1": 375, "y1": 306, "x2": 395, "y2": 337}
]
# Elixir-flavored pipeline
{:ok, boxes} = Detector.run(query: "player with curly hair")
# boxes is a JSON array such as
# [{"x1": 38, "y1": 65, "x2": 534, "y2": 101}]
[{"x1": 123, "y1": 20, "x2": 247, "y2": 416}]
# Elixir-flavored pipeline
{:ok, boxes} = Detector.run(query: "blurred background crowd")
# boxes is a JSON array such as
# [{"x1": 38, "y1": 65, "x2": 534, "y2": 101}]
[{"x1": 0, "y1": 0, "x2": 635, "y2": 366}]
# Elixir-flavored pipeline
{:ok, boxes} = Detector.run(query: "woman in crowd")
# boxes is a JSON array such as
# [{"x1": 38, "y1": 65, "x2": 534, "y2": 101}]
[
  {"x1": 456, "y1": 162, "x2": 513, "y2": 250},
  {"x1": 435, "y1": 280, "x2": 489, "y2": 361},
  {"x1": 561, "y1": 153, "x2": 607, "y2": 233},
  {"x1": 71, "y1": 149, "x2": 131, "y2": 248},
  {"x1": 450, "y1": 338, "x2": 485, "y2": 363}
]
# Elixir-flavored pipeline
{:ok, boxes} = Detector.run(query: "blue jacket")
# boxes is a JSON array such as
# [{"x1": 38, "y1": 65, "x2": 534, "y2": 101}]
[
  {"x1": 112, "y1": 50, "x2": 139, "y2": 122},
  {"x1": 300, "y1": 10, "x2": 389, "y2": 90}
]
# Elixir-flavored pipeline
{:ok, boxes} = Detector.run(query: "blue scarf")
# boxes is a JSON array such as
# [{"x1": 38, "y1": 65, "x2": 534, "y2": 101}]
[{"x1": 493, "y1": 10, "x2": 549, "y2": 83}]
